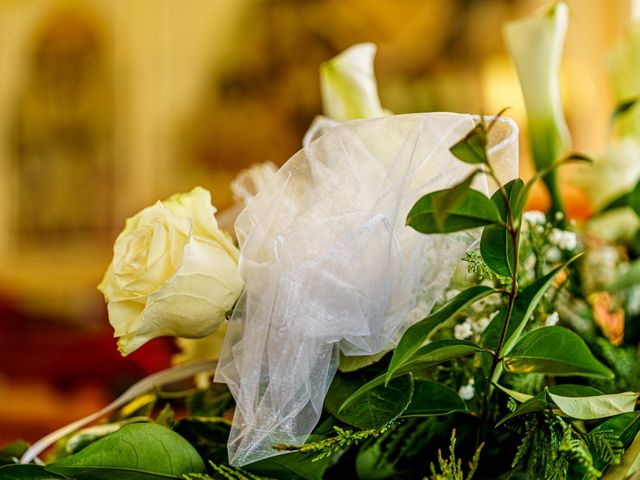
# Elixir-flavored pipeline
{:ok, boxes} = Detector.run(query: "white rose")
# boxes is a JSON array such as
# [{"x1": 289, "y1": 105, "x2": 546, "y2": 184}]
[{"x1": 98, "y1": 187, "x2": 243, "y2": 355}]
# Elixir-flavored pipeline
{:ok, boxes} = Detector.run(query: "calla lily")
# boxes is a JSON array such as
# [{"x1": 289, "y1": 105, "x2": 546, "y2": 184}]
[
  {"x1": 504, "y1": 1, "x2": 571, "y2": 217},
  {"x1": 319, "y1": 43, "x2": 387, "y2": 121}
]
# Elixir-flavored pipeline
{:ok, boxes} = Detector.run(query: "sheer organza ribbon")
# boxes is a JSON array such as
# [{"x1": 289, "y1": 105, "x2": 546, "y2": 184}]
[{"x1": 215, "y1": 112, "x2": 518, "y2": 466}]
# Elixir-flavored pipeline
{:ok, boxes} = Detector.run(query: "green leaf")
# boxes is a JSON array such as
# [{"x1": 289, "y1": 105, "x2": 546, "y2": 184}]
[
  {"x1": 399, "y1": 339, "x2": 487, "y2": 372},
  {"x1": 386, "y1": 285, "x2": 496, "y2": 383},
  {"x1": 496, "y1": 384, "x2": 603, "y2": 427},
  {"x1": 46, "y1": 423, "x2": 205, "y2": 480},
  {"x1": 547, "y1": 391, "x2": 638, "y2": 420},
  {"x1": 482, "y1": 254, "x2": 581, "y2": 358},
  {"x1": 493, "y1": 383, "x2": 533, "y2": 403},
  {"x1": 502, "y1": 326, "x2": 614, "y2": 379},
  {"x1": 480, "y1": 179, "x2": 524, "y2": 277},
  {"x1": 629, "y1": 179, "x2": 640, "y2": 219},
  {"x1": 0, "y1": 464, "x2": 70, "y2": 480},
  {"x1": 402, "y1": 380, "x2": 467, "y2": 417},
  {"x1": 0, "y1": 441, "x2": 30, "y2": 467},
  {"x1": 406, "y1": 189, "x2": 500, "y2": 234},
  {"x1": 602, "y1": 432, "x2": 640, "y2": 480},
  {"x1": 328, "y1": 372, "x2": 413, "y2": 429},
  {"x1": 342, "y1": 340, "x2": 485, "y2": 413},
  {"x1": 433, "y1": 170, "x2": 483, "y2": 230},
  {"x1": 450, "y1": 123, "x2": 488, "y2": 164}
]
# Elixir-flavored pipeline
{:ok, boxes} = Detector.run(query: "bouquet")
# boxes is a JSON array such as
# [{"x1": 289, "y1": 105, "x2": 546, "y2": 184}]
[{"x1": 3, "y1": 2, "x2": 640, "y2": 479}]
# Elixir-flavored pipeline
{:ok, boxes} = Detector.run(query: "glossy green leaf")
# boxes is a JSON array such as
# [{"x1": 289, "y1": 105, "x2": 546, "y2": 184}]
[
  {"x1": 496, "y1": 384, "x2": 603, "y2": 427},
  {"x1": 328, "y1": 372, "x2": 413, "y2": 429},
  {"x1": 342, "y1": 340, "x2": 484, "y2": 413},
  {"x1": 548, "y1": 391, "x2": 638, "y2": 420},
  {"x1": 400, "y1": 339, "x2": 487, "y2": 372},
  {"x1": 450, "y1": 122, "x2": 488, "y2": 164},
  {"x1": 590, "y1": 413, "x2": 640, "y2": 478},
  {"x1": 386, "y1": 285, "x2": 496, "y2": 383},
  {"x1": 480, "y1": 179, "x2": 524, "y2": 277},
  {"x1": 46, "y1": 423, "x2": 205, "y2": 480},
  {"x1": 482, "y1": 255, "x2": 581, "y2": 358},
  {"x1": 502, "y1": 327, "x2": 614, "y2": 379},
  {"x1": 406, "y1": 189, "x2": 500, "y2": 234},
  {"x1": 433, "y1": 170, "x2": 482, "y2": 230},
  {"x1": 0, "y1": 465, "x2": 69, "y2": 480},
  {"x1": 402, "y1": 380, "x2": 467, "y2": 417}
]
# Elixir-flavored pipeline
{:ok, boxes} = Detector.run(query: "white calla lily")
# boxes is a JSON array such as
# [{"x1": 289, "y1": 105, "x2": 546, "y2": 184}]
[
  {"x1": 504, "y1": 1, "x2": 570, "y2": 213},
  {"x1": 319, "y1": 43, "x2": 387, "y2": 122}
]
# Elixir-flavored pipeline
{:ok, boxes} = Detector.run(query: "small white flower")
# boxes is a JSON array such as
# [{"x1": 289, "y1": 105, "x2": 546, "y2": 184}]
[
  {"x1": 454, "y1": 322, "x2": 473, "y2": 340},
  {"x1": 545, "y1": 246, "x2": 562, "y2": 263},
  {"x1": 545, "y1": 311, "x2": 560, "y2": 326},
  {"x1": 473, "y1": 317, "x2": 491, "y2": 334},
  {"x1": 549, "y1": 228, "x2": 577, "y2": 251},
  {"x1": 524, "y1": 210, "x2": 547, "y2": 226},
  {"x1": 458, "y1": 382, "x2": 475, "y2": 401}
]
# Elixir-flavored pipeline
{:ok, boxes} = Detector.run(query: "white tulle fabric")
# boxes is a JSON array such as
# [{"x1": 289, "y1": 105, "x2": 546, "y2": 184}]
[{"x1": 215, "y1": 112, "x2": 518, "y2": 466}]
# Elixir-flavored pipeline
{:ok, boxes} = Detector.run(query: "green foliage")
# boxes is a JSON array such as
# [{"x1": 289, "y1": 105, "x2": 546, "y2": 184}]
[
  {"x1": 511, "y1": 412, "x2": 625, "y2": 480},
  {"x1": 406, "y1": 188, "x2": 500, "y2": 234},
  {"x1": 0, "y1": 464, "x2": 69, "y2": 479},
  {"x1": 184, "y1": 461, "x2": 274, "y2": 480},
  {"x1": 326, "y1": 370, "x2": 413, "y2": 429},
  {"x1": 503, "y1": 326, "x2": 614, "y2": 379},
  {"x1": 274, "y1": 424, "x2": 396, "y2": 463},
  {"x1": 480, "y1": 179, "x2": 524, "y2": 277},
  {"x1": 449, "y1": 122, "x2": 489, "y2": 165},
  {"x1": 47, "y1": 423, "x2": 206, "y2": 479},
  {"x1": 387, "y1": 285, "x2": 496, "y2": 383},
  {"x1": 0, "y1": 440, "x2": 29, "y2": 467},
  {"x1": 403, "y1": 381, "x2": 468, "y2": 417},
  {"x1": 427, "y1": 430, "x2": 483, "y2": 480}
]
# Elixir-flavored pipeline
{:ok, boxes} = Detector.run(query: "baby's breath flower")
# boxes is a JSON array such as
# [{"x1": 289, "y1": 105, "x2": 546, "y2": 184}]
[
  {"x1": 454, "y1": 322, "x2": 473, "y2": 340},
  {"x1": 524, "y1": 210, "x2": 547, "y2": 226},
  {"x1": 549, "y1": 228, "x2": 577, "y2": 251},
  {"x1": 458, "y1": 380, "x2": 475, "y2": 400},
  {"x1": 545, "y1": 311, "x2": 560, "y2": 326}
]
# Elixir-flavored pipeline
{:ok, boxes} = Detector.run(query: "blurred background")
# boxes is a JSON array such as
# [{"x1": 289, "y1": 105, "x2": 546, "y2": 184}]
[{"x1": 0, "y1": 0, "x2": 633, "y2": 445}]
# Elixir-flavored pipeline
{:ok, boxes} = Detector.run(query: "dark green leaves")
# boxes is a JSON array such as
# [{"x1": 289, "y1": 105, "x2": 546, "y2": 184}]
[
  {"x1": 480, "y1": 179, "x2": 524, "y2": 277},
  {"x1": 46, "y1": 423, "x2": 205, "y2": 480},
  {"x1": 340, "y1": 340, "x2": 484, "y2": 414},
  {"x1": 327, "y1": 372, "x2": 413, "y2": 429},
  {"x1": 482, "y1": 255, "x2": 581, "y2": 356},
  {"x1": 0, "y1": 464, "x2": 69, "y2": 480},
  {"x1": 387, "y1": 285, "x2": 496, "y2": 383},
  {"x1": 502, "y1": 326, "x2": 614, "y2": 379},
  {"x1": 407, "y1": 188, "x2": 500, "y2": 234},
  {"x1": 403, "y1": 381, "x2": 468, "y2": 417},
  {"x1": 450, "y1": 123, "x2": 489, "y2": 164}
]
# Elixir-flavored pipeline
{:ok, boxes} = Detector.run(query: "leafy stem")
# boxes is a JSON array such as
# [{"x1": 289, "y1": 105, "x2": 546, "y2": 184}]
[{"x1": 476, "y1": 157, "x2": 521, "y2": 446}]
